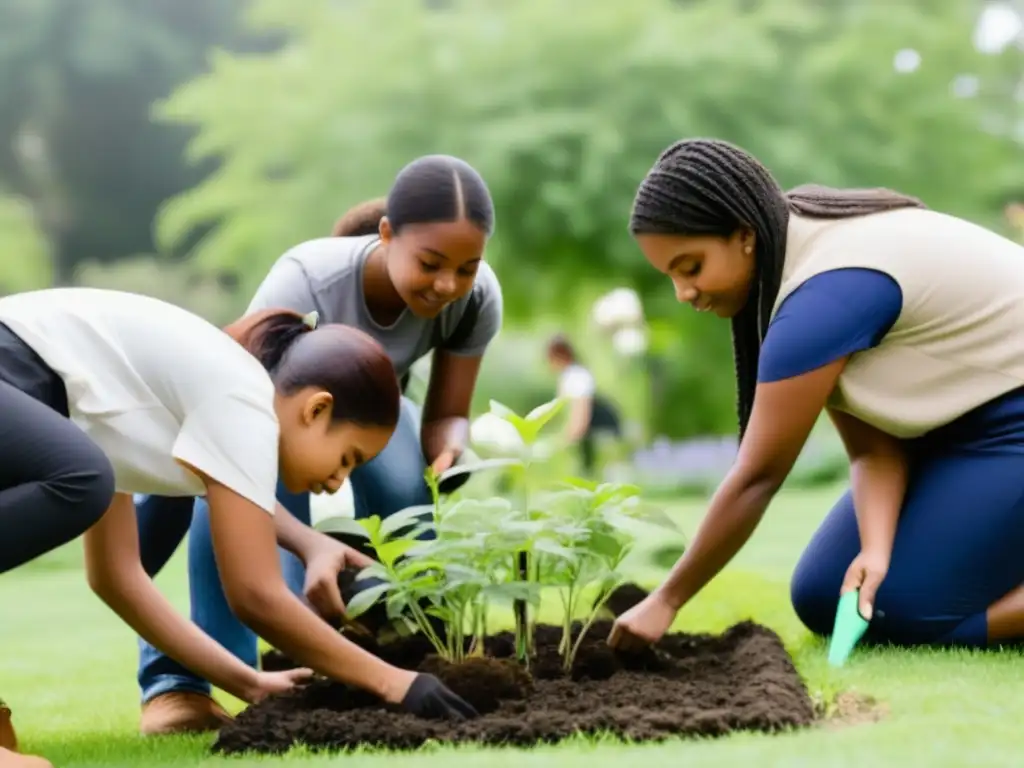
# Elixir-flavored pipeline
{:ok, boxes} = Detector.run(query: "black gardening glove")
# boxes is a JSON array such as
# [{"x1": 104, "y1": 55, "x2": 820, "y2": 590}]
[{"x1": 399, "y1": 674, "x2": 479, "y2": 721}]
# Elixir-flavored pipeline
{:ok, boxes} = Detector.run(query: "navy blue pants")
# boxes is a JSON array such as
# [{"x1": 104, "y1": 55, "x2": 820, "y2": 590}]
[{"x1": 791, "y1": 442, "x2": 1024, "y2": 648}]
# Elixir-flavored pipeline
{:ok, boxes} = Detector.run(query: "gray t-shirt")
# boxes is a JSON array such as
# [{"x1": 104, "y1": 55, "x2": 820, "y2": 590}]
[{"x1": 246, "y1": 235, "x2": 503, "y2": 377}]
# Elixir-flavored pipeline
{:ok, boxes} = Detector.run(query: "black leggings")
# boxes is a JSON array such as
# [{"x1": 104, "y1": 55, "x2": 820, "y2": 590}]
[{"x1": 0, "y1": 325, "x2": 115, "y2": 574}]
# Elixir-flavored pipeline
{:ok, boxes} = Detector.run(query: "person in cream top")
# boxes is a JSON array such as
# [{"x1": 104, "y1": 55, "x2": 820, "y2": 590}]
[{"x1": 609, "y1": 137, "x2": 1024, "y2": 656}]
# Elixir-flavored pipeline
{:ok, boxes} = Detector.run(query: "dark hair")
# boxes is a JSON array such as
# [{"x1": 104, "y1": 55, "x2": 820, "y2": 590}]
[
  {"x1": 386, "y1": 154, "x2": 495, "y2": 236},
  {"x1": 547, "y1": 333, "x2": 577, "y2": 362},
  {"x1": 332, "y1": 197, "x2": 388, "y2": 237},
  {"x1": 630, "y1": 138, "x2": 925, "y2": 439},
  {"x1": 224, "y1": 310, "x2": 400, "y2": 428}
]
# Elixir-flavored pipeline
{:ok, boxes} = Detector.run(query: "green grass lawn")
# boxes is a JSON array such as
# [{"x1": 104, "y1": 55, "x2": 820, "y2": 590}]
[{"x1": 4, "y1": 483, "x2": 1022, "y2": 767}]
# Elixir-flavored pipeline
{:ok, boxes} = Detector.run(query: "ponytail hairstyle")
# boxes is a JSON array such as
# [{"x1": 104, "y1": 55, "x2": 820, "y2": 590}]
[
  {"x1": 224, "y1": 309, "x2": 400, "y2": 429},
  {"x1": 331, "y1": 197, "x2": 389, "y2": 237},
  {"x1": 629, "y1": 138, "x2": 926, "y2": 439}
]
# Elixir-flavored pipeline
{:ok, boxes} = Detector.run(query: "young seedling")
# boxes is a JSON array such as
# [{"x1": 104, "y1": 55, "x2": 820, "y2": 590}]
[
  {"x1": 483, "y1": 398, "x2": 565, "y2": 661},
  {"x1": 536, "y1": 478, "x2": 680, "y2": 670},
  {"x1": 330, "y1": 510, "x2": 451, "y2": 657},
  {"x1": 338, "y1": 397, "x2": 683, "y2": 673}
]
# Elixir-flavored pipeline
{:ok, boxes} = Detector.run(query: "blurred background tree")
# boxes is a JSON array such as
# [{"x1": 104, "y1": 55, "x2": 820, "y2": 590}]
[
  {"x1": 152, "y1": 0, "x2": 1024, "y2": 436},
  {"x1": 0, "y1": 0, "x2": 279, "y2": 287},
  {"x1": 1, "y1": 0, "x2": 1021, "y2": 463}
]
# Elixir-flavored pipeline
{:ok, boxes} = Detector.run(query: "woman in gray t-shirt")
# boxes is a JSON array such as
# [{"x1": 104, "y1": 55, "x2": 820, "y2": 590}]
[{"x1": 133, "y1": 155, "x2": 503, "y2": 735}]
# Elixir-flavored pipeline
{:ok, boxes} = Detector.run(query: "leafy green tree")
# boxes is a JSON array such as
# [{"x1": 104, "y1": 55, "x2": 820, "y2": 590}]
[
  {"x1": 157, "y1": 0, "x2": 1024, "y2": 436},
  {"x1": 0, "y1": 0, "x2": 270, "y2": 284},
  {"x1": 0, "y1": 193, "x2": 50, "y2": 295}
]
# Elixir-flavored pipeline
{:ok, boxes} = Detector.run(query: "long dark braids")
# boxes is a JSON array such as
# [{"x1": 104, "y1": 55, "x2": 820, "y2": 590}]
[{"x1": 629, "y1": 138, "x2": 926, "y2": 440}]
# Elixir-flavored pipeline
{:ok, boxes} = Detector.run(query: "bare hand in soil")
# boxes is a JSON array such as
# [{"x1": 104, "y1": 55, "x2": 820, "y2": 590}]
[
  {"x1": 247, "y1": 668, "x2": 315, "y2": 703},
  {"x1": 607, "y1": 590, "x2": 678, "y2": 651},
  {"x1": 303, "y1": 539, "x2": 375, "y2": 624},
  {"x1": 840, "y1": 549, "x2": 889, "y2": 621},
  {"x1": 399, "y1": 673, "x2": 479, "y2": 721}
]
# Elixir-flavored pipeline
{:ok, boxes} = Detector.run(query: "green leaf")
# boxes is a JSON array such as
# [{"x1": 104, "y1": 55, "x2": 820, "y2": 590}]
[
  {"x1": 593, "y1": 482, "x2": 642, "y2": 506},
  {"x1": 393, "y1": 558, "x2": 447, "y2": 579},
  {"x1": 379, "y1": 505, "x2": 435, "y2": 539},
  {"x1": 360, "y1": 515, "x2": 383, "y2": 543},
  {"x1": 524, "y1": 397, "x2": 565, "y2": 429},
  {"x1": 485, "y1": 400, "x2": 533, "y2": 442},
  {"x1": 425, "y1": 605, "x2": 449, "y2": 620},
  {"x1": 628, "y1": 504, "x2": 682, "y2": 532},
  {"x1": 438, "y1": 457, "x2": 524, "y2": 482},
  {"x1": 488, "y1": 400, "x2": 517, "y2": 419},
  {"x1": 533, "y1": 538, "x2": 578, "y2": 561},
  {"x1": 386, "y1": 593, "x2": 411, "y2": 620},
  {"x1": 560, "y1": 477, "x2": 600, "y2": 492},
  {"x1": 354, "y1": 562, "x2": 390, "y2": 583},
  {"x1": 442, "y1": 563, "x2": 489, "y2": 582},
  {"x1": 376, "y1": 538, "x2": 418, "y2": 569},
  {"x1": 482, "y1": 581, "x2": 543, "y2": 607},
  {"x1": 603, "y1": 509, "x2": 661, "y2": 541},
  {"x1": 439, "y1": 498, "x2": 512, "y2": 535},
  {"x1": 588, "y1": 530, "x2": 628, "y2": 560},
  {"x1": 318, "y1": 516, "x2": 371, "y2": 540},
  {"x1": 470, "y1": 413, "x2": 528, "y2": 458},
  {"x1": 344, "y1": 582, "x2": 391, "y2": 619}
]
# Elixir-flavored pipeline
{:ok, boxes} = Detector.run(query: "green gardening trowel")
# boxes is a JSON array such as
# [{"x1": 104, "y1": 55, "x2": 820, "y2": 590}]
[{"x1": 827, "y1": 589, "x2": 870, "y2": 667}]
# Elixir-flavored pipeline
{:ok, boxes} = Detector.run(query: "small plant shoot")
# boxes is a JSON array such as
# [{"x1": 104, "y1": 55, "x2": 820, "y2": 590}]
[{"x1": 339, "y1": 397, "x2": 682, "y2": 672}]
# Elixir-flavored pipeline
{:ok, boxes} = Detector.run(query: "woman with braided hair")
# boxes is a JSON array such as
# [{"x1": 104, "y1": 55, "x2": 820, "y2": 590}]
[{"x1": 608, "y1": 137, "x2": 1024, "y2": 653}]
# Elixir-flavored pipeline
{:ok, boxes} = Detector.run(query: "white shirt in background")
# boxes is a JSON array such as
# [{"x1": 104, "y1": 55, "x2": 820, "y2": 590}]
[
  {"x1": 557, "y1": 363, "x2": 596, "y2": 400},
  {"x1": 0, "y1": 288, "x2": 280, "y2": 514}
]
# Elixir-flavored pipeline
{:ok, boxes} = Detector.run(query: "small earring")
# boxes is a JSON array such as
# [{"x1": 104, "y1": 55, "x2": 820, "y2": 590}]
[{"x1": 745, "y1": 244, "x2": 753, "y2": 255}]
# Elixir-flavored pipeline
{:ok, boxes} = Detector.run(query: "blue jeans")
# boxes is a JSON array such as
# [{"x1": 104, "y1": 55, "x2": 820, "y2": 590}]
[{"x1": 135, "y1": 397, "x2": 431, "y2": 703}]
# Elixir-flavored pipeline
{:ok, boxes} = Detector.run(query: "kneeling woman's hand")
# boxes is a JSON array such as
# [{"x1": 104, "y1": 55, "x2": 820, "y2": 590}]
[
  {"x1": 607, "y1": 589, "x2": 679, "y2": 651},
  {"x1": 841, "y1": 549, "x2": 890, "y2": 621}
]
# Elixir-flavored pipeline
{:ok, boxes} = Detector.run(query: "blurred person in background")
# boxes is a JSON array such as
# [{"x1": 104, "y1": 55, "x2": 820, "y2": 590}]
[
  {"x1": 133, "y1": 154, "x2": 502, "y2": 735},
  {"x1": 0, "y1": 289, "x2": 475, "y2": 766},
  {"x1": 608, "y1": 138, "x2": 1024, "y2": 657},
  {"x1": 546, "y1": 333, "x2": 623, "y2": 478}
]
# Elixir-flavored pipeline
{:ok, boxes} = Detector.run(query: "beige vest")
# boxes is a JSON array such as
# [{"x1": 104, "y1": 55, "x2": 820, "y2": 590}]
[{"x1": 772, "y1": 208, "x2": 1024, "y2": 438}]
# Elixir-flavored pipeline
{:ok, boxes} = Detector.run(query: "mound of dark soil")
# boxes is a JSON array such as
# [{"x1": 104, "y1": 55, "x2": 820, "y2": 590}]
[{"x1": 219, "y1": 592, "x2": 814, "y2": 754}]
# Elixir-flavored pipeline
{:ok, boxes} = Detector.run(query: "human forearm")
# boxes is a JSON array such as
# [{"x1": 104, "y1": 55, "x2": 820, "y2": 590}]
[
  {"x1": 89, "y1": 566, "x2": 261, "y2": 702},
  {"x1": 273, "y1": 502, "x2": 330, "y2": 563},
  {"x1": 203, "y1": 482, "x2": 414, "y2": 704},
  {"x1": 608, "y1": 364, "x2": 846, "y2": 649},
  {"x1": 84, "y1": 494, "x2": 264, "y2": 702},
  {"x1": 830, "y1": 410, "x2": 908, "y2": 559},
  {"x1": 234, "y1": 584, "x2": 408, "y2": 701},
  {"x1": 421, "y1": 416, "x2": 469, "y2": 463},
  {"x1": 656, "y1": 468, "x2": 779, "y2": 610},
  {"x1": 849, "y1": 446, "x2": 907, "y2": 558},
  {"x1": 564, "y1": 398, "x2": 593, "y2": 443}
]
